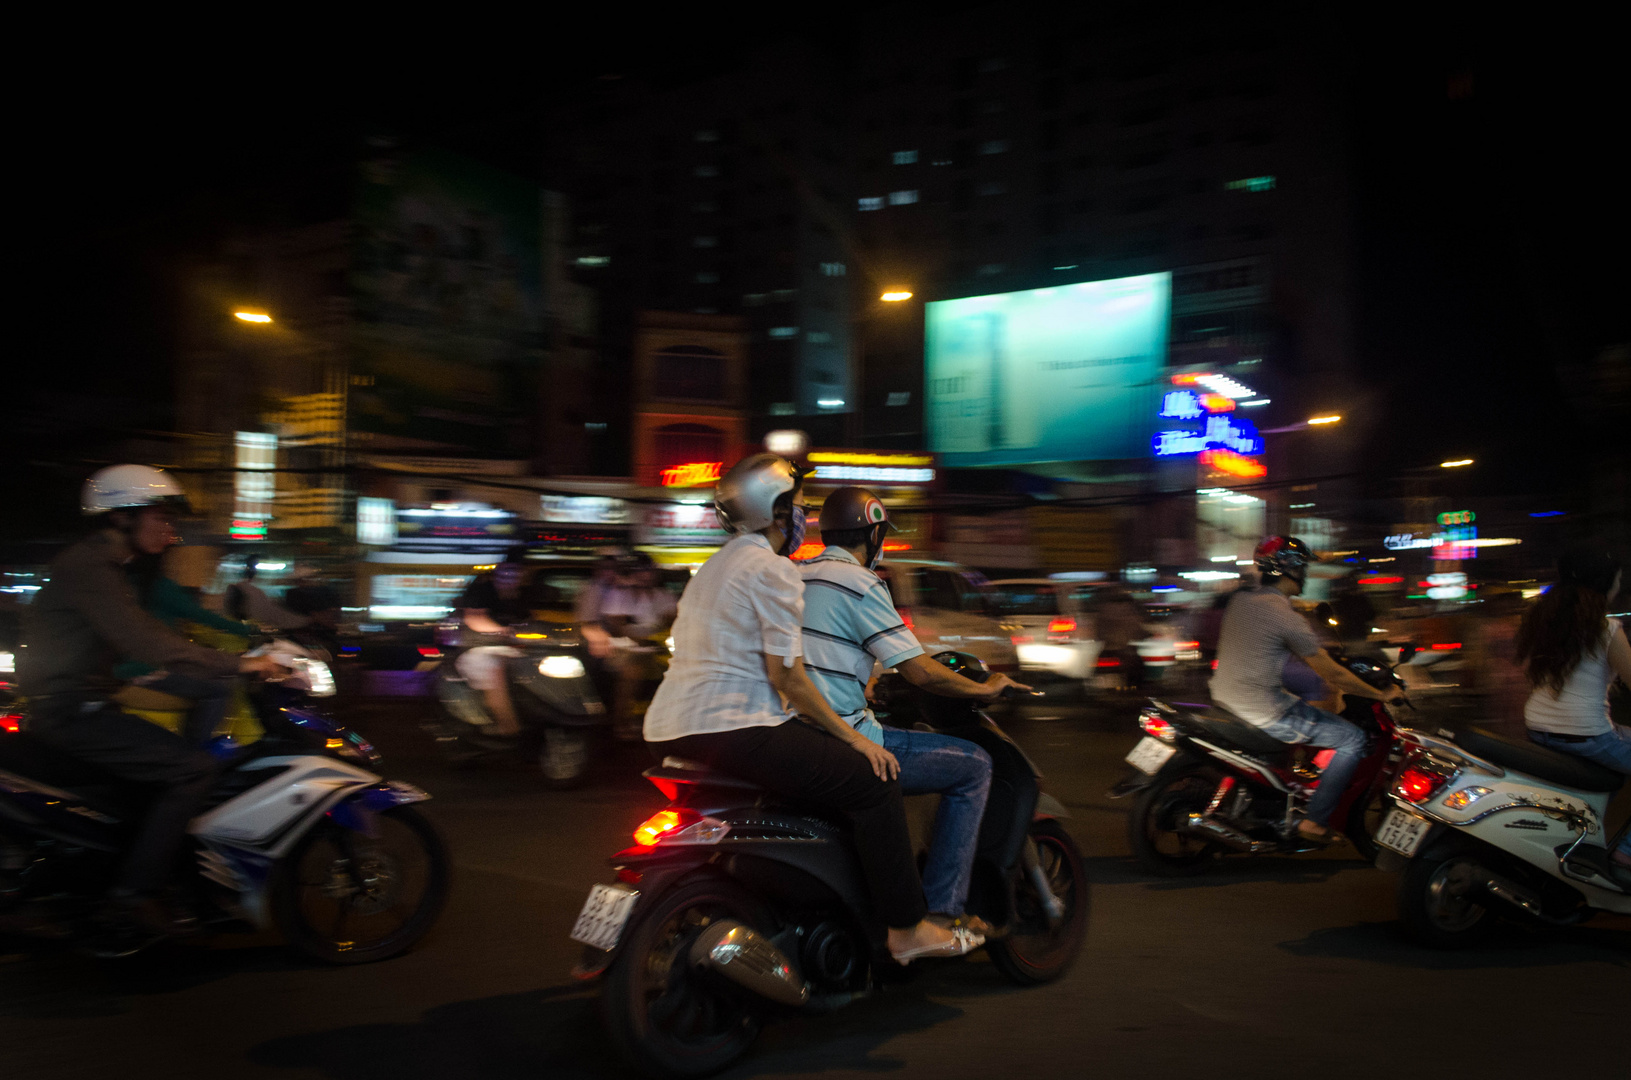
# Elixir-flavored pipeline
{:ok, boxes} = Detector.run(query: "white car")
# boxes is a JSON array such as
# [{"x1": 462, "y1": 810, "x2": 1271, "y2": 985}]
[
  {"x1": 989, "y1": 578, "x2": 1107, "y2": 681},
  {"x1": 875, "y1": 557, "x2": 1021, "y2": 675}
]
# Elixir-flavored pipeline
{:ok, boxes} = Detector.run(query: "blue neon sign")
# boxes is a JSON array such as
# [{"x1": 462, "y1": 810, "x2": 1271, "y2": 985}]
[
  {"x1": 1160, "y1": 390, "x2": 1204, "y2": 420},
  {"x1": 1152, "y1": 414, "x2": 1264, "y2": 457}
]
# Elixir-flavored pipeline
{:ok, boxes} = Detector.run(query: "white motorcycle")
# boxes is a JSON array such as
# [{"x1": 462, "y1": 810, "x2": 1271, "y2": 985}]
[
  {"x1": 1373, "y1": 724, "x2": 1629, "y2": 947},
  {"x1": 0, "y1": 641, "x2": 451, "y2": 961}
]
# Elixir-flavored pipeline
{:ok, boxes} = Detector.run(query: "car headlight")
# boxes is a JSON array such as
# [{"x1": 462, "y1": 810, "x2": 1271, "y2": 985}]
[
  {"x1": 539, "y1": 654, "x2": 586, "y2": 679},
  {"x1": 0, "y1": 650, "x2": 14, "y2": 675}
]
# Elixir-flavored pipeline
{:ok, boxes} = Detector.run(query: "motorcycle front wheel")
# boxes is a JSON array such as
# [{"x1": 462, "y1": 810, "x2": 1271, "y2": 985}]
[
  {"x1": 987, "y1": 819, "x2": 1089, "y2": 985},
  {"x1": 273, "y1": 805, "x2": 450, "y2": 964},
  {"x1": 1127, "y1": 766, "x2": 1222, "y2": 876},
  {"x1": 539, "y1": 727, "x2": 591, "y2": 789},
  {"x1": 602, "y1": 875, "x2": 770, "y2": 1079}
]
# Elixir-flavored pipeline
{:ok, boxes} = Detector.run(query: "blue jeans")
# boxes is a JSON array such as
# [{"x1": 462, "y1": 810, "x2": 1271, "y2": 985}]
[
  {"x1": 880, "y1": 727, "x2": 993, "y2": 916},
  {"x1": 1529, "y1": 726, "x2": 1631, "y2": 857},
  {"x1": 1259, "y1": 700, "x2": 1368, "y2": 827}
]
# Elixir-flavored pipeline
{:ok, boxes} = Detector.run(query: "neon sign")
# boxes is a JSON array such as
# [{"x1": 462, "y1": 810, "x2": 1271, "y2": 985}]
[
  {"x1": 660, "y1": 461, "x2": 724, "y2": 487},
  {"x1": 1199, "y1": 448, "x2": 1266, "y2": 478},
  {"x1": 1153, "y1": 415, "x2": 1264, "y2": 457},
  {"x1": 1161, "y1": 391, "x2": 1204, "y2": 419}
]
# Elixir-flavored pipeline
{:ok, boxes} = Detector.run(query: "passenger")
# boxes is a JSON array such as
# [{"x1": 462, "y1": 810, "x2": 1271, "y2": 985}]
[
  {"x1": 800, "y1": 486, "x2": 1027, "y2": 935},
  {"x1": 600, "y1": 551, "x2": 677, "y2": 740},
  {"x1": 643, "y1": 454, "x2": 983, "y2": 963},
  {"x1": 454, "y1": 552, "x2": 537, "y2": 740},
  {"x1": 1516, "y1": 547, "x2": 1631, "y2": 874},
  {"x1": 1210, "y1": 536, "x2": 1403, "y2": 843}
]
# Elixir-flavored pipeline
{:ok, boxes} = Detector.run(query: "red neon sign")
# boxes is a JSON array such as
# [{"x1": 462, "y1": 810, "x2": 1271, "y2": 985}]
[
  {"x1": 1199, "y1": 393, "x2": 1235, "y2": 413},
  {"x1": 1171, "y1": 372, "x2": 1203, "y2": 386},
  {"x1": 660, "y1": 461, "x2": 723, "y2": 487},
  {"x1": 1358, "y1": 576, "x2": 1403, "y2": 585},
  {"x1": 1198, "y1": 448, "x2": 1266, "y2": 478}
]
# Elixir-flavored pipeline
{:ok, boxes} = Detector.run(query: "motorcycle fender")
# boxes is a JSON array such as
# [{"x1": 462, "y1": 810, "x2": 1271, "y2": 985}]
[
  {"x1": 325, "y1": 780, "x2": 432, "y2": 837},
  {"x1": 584, "y1": 851, "x2": 720, "y2": 968},
  {"x1": 1034, "y1": 792, "x2": 1071, "y2": 819},
  {"x1": 518, "y1": 672, "x2": 607, "y2": 724}
]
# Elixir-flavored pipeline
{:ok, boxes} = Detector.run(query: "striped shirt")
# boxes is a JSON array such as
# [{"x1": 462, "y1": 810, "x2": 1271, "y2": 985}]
[{"x1": 799, "y1": 547, "x2": 924, "y2": 738}]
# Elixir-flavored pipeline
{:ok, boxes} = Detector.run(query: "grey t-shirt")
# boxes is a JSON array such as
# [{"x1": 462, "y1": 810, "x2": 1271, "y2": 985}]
[{"x1": 1208, "y1": 587, "x2": 1323, "y2": 726}]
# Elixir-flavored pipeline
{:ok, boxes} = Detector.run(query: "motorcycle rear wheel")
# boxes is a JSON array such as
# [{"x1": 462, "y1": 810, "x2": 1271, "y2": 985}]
[
  {"x1": 1397, "y1": 850, "x2": 1498, "y2": 948},
  {"x1": 1127, "y1": 766, "x2": 1222, "y2": 876},
  {"x1": 274, "y1": 805, "x2": 450, "y2": 964},
  {"x1": 602, "y1": 875, "x2": 770, "y2": 1079},
  {"x1": 987, "y1": 819, "x2": 1088, "y2": 985}
]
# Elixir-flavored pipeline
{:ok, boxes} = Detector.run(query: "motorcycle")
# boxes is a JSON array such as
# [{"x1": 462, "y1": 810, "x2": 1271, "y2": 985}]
[
  {"x1": 569, "y1": 672, "x2": 1088, "y2": 1078},
  {"x1": 424, "y1": 621, "x2": 607, "y2": 787},
  {"x1": 1375, "y1": 725, "x2": 1629, "y2": 947},
  {"x1": 1111, "y1": 653, "x2": 1409, "y2": 875},
  {"x1": 0, "y1": 641, "x2": 450, "y2": 961}
]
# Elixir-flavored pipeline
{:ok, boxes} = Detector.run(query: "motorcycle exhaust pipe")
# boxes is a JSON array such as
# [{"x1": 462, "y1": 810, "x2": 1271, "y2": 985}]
[
  {"x1": 1183, "y1": 813, "x2": 1278, "y2": 854},
  {"x1": 689, "y1": 920, "x2": 810, "y2": 1007}
]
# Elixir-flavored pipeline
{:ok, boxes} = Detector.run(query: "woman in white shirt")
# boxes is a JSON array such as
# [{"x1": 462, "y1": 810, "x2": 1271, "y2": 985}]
[
  {"x1": 1517, "y1": 548, "x2": 1631, "y2": 872},
  {"x1": 643, "y1": 454, "x2": 982, "y2": 963}
]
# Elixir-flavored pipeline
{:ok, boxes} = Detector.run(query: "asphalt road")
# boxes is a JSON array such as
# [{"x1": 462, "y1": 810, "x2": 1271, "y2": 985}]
[{"x1": 4, "y1": 692, "x2": 1626, "y2": 1080}]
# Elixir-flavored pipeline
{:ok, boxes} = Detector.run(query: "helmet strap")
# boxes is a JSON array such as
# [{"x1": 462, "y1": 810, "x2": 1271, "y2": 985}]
[{"x1": 863, "y1": 522, "x2": 888, "y2": 571}]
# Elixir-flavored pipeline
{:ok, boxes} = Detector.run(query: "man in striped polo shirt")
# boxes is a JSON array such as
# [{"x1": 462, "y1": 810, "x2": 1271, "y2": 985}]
[{"x1": 800, "y1": 487, "x2": 1027, "y2": 932}]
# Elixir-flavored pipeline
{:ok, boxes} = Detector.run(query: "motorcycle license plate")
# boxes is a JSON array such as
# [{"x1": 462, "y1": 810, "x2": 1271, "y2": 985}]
[
  {"x1": 1126, "y1": 736, "x2": 1177, "y2": 775},
  {"x1": 569, "y1": 884, "x2": 639, "y2": 951},
  {"x1": 1375, "y1": 807, "x2": 1432, "y2": 857}
]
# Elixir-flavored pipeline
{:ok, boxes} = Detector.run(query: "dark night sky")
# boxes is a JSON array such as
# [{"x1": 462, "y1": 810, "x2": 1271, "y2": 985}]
[{"x1": 14, "y1": 11, "x2": 1627, "y2": 518}]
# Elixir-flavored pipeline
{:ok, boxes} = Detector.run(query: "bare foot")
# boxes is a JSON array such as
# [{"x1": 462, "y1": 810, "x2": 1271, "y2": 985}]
[
  {"x1": 1296, "y1": 821, "x2": 1335, "y2": 841},
  {"x1": 886, "y1": 921, "x2": 955, "y2": 955}
]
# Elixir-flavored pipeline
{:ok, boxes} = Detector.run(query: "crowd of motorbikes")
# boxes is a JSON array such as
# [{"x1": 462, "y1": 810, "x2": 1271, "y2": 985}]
[{"x1": 3, "y1": 613, "x2": 1626, "y2": 1079}]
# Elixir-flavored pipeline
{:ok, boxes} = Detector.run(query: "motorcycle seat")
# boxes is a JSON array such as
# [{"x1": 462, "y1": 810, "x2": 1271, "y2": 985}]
[
  {"x1": 1184, "y1": 706, "x2": 1293, "y2": 760},
  {"x1": 647, "y1": 758, "x2": 766, "y2": 794},
  {"x1": 1454, "y1": 728, "x2": 1624, "y2": 794},
  {"x1": 0, "y1": 732, "x2": 137, "y2": 813}
]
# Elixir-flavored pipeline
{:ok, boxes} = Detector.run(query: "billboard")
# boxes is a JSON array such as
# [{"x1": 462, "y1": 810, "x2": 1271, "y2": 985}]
[{"x1": 925, "y1": 273, "x2": 1170, "y2": 466}]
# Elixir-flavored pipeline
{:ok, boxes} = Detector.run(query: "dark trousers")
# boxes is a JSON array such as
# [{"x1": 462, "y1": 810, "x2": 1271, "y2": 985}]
[
  {"x1": 664, "y1": 721, "x2": 928, "y2": 928},
  {"x1": 30, "y1": 702, "x2": 218, "y2": 895}
]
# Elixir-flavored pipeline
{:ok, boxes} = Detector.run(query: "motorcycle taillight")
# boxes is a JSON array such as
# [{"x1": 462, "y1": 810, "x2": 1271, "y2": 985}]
[
  {"x1": 1138, "y1": 712, "x2": 1177, "y2": 743},
  {"x1": 1395, "y1": 762, "x2": 1453, "y2": 804}
]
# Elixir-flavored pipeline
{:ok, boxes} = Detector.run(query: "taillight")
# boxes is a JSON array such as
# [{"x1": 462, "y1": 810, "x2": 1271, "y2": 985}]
[
  {"x1": 1138, "y1": 712, "x2": 1176, "y2": 743},
  {"x1": 633, "y1": 807, "x2": 730, "y2": 847},
  {"x1": 1048, "y1": 617, "x2": 1077, "y2": 634},
  {"x1": 417, "y1": 646, "x2": 443, "y2": 658},
  {"x1": 0, "y1": 713, "x2": 20, "y2": 734},
  {"x1": 1097, "y1": 656, "x2": 1121, "y2": 668},
  {"x1": 1429, "y1": 642, "x2": 1462, "y2": 651},
  {"x1": 1395, "y1": 764, "x2": 1451, "y2": 804}
]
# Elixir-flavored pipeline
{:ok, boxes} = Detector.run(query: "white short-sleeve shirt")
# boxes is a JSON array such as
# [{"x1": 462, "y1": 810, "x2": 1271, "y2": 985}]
[{"x1": 642, "y1": 533, "x2": 804, "y2": 742}]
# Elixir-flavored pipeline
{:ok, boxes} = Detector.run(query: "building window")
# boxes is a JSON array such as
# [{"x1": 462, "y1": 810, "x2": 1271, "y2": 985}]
[
  {"x1": 693, "y1": 235, "x2": 718, "y2": 248},
  {"x1": 819, "y1": 261, "x2": 846, "y2": 277},
  {"x1": 694, "y1": 164, "x2": 719, "y2": 178},
  {"x1": 652, "y1": 346, "x2": 727, "y2": 401},
  {"x1": 695, "y1": 129, "x2": 719, "y2": 142},
  {"x1": 1224, "y1": 175, "x2": 1277, "y2": 192},
  {"x1": 692, "y1": 201, "x2": 718, "y2": 213},
  {"x1": 768, "y1": 326, "x2": 800, "y2": 338},
  {"x1": 770, "y1": 288, "x2": 798, "y2": 301},
  {"x1": 977, "y1": 181, "x2": 1007, "y2": 196},
  {"x1": 979, "y1": 139, "x2": 1009, "y2": 155},
  {"x1": 886, "y1": 391, "x2": 911, "y2": 406},
  {"x1": 891, "y1": 149, "x2": 918, "y2": 164},
  {"x1": 694, "y1": 271, "x2": 719, "y2": 284},
  {"x1": 888, "y1": 189, "x2": 919, "y2": 205},
  {"x1": 807, "y1": 331, "x2": 832, "y2": 344},
  {"x1": 742, "y1": 292, "x2": 766, "y2": 306},
  {"x1": 858, "y1": 196, "x2": 885, "y2": 211},
  {"x1": 770, "y1": 402, "x2": 797, "y2": 416},
  {"x1": 654, "y1": 423, "x2": 726, "y2": 471},
  {"x1": 977, "y1": 263, "x2": 1006, "y2": 276}
]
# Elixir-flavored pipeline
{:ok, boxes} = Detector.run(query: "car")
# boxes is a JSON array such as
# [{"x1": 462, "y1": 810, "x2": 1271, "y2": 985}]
[
  {"x1": 873, "y1": 557, "x2": 1021, "y2": 674},
  {"x1": 988, "y1": 578, "x2": 1109, "y2": 681}
]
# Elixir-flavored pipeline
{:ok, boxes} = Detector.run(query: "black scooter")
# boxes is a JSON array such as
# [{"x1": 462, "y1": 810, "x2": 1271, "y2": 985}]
[{"x1": 569, "y1": 652, "x2": 1088, "y2": 1078}]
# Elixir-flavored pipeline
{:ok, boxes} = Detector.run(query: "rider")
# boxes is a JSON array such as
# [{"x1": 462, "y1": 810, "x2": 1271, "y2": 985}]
[
  {"x1": 643, "y1": 454, "x2": 983, "y2": 963},
  {"x1": 800, "y1": 486, "x2": 1027, "y2": 935},
  {"x1": 599, "y1": 551, "x2": 678, "y2": 741},
  {"x1": 454, "y1": 551, "x2": 537, "y2": 741},
  {"x1": 17, "y1": 465, "x2": 284, "y2": 934},
  {"x1": 1515, "y1": 546, "x2": 1631, "y2": 876},
  {"x1": 1210, "y1": 536, "x2": 1404, "y2": 843}
]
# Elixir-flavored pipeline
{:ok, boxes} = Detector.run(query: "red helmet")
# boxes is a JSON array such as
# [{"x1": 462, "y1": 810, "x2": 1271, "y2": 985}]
[{"x1": 1254, "y1": 535, "x2": 1313, "y2": 585}]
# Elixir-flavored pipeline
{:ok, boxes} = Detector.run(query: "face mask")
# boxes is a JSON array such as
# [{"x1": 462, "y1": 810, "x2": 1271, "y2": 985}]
[{"x1": 778, "y1": 504, "x2": 807, "y2": 558}]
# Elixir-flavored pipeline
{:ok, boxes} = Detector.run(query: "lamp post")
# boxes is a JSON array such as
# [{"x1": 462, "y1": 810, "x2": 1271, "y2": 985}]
[{"x1": 849, "y1": 288, "x2": 917, "y2": 445}]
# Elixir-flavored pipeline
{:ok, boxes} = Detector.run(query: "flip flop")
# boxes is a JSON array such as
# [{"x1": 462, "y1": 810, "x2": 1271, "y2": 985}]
[{"x1": 891, "y1": 927, "x2": 984, "y2": 965}]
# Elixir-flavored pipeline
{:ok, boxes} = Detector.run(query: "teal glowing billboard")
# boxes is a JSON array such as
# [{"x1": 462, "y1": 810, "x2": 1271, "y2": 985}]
[{"x1": 925, "y1": 272, "x2": 1170, "y2": 466}]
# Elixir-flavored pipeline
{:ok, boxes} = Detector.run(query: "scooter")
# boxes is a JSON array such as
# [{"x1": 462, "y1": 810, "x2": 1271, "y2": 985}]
[
  {"x1": 0, "y1": 642, "x2": 450, "y2": 961},
  {"x1": 1110, "y1": 653, "x2": 1409, "y2": 874},
  {"x1": 1375, "y1": 724, "x2": 1629, "y2": 947},
  {"x1": 569, "y1": 654, "x2": 1088, "y2": 1079},
  {"x1": 424, "y1": 622, "x2": 607, "y2": 787}
]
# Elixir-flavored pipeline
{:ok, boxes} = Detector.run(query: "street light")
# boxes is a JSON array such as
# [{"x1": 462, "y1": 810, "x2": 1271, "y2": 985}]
[
  {"x1": 234, "y1": 311, "x2": 273, "y2": 324},
  {"x1": 1440, "y1": 458, "x2": 1474, "y2": 468},
  {"x1": 1307, "y1": 414, "x2": 1341, "y2": 425},
  {"x1": 880, "y1": 290, "x2": 913, "y2": 302}
]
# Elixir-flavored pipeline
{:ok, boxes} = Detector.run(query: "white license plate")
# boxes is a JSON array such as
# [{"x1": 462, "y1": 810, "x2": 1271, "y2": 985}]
[
  {"x1": 569, "y1": 884, "x2": 640, "y2": 951},
  {"x1": 1126, "y1": 736, "x2": 1177, "y2": 775},
  {"x1": 1375, "y1": 807, "x2": 1432, "y2": 857}
]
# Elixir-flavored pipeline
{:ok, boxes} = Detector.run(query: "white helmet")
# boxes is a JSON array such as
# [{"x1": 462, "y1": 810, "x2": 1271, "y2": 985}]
[
  {"x1": 714, "y1": 453, "x2": 804, "y2": 534},
  {"x1": 81, "y1": 464, "x2": 189, "y2": 516}
]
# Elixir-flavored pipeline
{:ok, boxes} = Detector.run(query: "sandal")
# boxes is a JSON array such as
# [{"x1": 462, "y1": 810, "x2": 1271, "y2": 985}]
[{"x1": 891, "y1": 926, "x2": 984, "y2": 965}]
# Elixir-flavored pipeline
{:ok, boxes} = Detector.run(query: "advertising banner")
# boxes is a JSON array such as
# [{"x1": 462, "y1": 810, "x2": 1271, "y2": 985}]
[{"x1": 926, "y1": 273, "x2": 1170, "y2": 467}]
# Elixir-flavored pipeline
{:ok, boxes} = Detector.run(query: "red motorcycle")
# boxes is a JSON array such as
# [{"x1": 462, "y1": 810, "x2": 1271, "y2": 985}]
[{"x1": 1110, "y1": 653, "x2": 1410, "y2": 875}]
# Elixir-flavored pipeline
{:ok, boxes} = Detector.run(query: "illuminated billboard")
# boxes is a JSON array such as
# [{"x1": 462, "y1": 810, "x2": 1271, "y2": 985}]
[{"x1": 925, "y1": 272, "x2": 1170, "y2": 467}]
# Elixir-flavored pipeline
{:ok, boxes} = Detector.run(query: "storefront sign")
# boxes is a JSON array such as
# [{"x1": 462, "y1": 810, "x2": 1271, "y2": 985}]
[
  {"x1": 660, "y1": 461, "x2": 724, "y2": 487},
  {"x1": 806, "y1": 450, "x2": 937, "y2": 486},
  {"x1": 1154, "y1": 414, "x2": 1264, "y2": 457},
  {"x1": 540, "y1": 495, "x2": 630, "y2": 524},
  {"x1": 1199, "y1": 448, "x2": 1266, "y2": 478}
]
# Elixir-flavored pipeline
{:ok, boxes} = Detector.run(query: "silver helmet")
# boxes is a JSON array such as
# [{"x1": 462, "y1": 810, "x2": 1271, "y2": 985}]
[{"x1": 714, "y1": 453, "x2": 803, "y2": 534}]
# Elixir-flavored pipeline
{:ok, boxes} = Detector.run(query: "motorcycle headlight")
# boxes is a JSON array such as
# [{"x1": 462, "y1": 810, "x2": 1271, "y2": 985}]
[
  {"x1": 538, "y1": 654, "x2": 586, "y2": 679},
  {"x1": 289, "y1": 657, "x2": 337, "y2": 697}
]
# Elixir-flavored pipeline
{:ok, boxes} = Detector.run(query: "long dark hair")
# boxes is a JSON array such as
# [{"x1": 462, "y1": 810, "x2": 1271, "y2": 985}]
[{"x1": 1515, "y1": 547, "x2": 1621, "y2": 693}]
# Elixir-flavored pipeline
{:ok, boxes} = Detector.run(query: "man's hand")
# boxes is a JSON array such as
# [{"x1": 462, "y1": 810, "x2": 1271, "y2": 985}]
[
  {"x1": 848, "y1": 735, "x2": 900, "y2": 781},
  {"x1": 977, "y1": 673, "x2": 1032, "y2": 698},
  {"x1": 238, "y1": 655, "x2": 287, "y2": 678}
]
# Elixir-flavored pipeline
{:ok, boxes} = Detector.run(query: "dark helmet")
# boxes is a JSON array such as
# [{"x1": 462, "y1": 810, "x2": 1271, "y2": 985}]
[
  {"x1": 916, "y1": 651, "x2": 991, "y2": 728},
  {"x1": 818, "y1": 486, "x2": 894, "y2": 569},
  {"x1": 1254, "y1": 535, "x2": 1313, "y2": 586}
]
